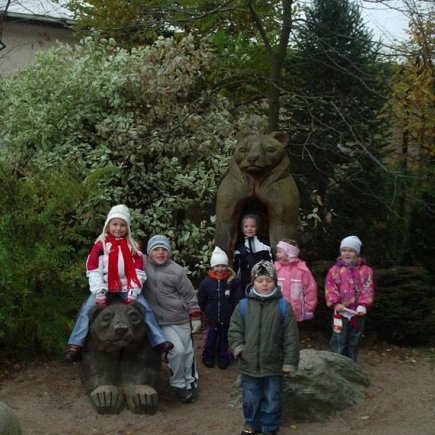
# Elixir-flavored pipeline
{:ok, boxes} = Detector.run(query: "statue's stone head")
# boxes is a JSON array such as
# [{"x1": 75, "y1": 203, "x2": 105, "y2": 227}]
[{"x1": 88, "y1": 301, "x2": 146, "y2": 350}]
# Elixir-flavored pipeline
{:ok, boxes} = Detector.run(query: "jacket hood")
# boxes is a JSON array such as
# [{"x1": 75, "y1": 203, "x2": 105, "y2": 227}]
[
  {"x1": 247, "y1": 286, "x2": 282, "y2": 301},
  {"x1": 335, "y1": 257, "x2": 368, "y2": 267},
  {"x1": 275, "y1": 258, "x2": 309, "y2": 272}
]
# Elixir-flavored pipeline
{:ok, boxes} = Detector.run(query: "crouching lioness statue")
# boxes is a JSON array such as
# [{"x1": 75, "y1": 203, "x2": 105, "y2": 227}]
[{"x1": 78, "y1": 300, "x2": 161, "y2": 415}]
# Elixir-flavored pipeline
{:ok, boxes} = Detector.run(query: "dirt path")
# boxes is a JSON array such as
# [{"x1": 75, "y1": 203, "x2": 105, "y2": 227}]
[{"x1": 0, "y1": 334, "x2": 434, "y2": 435}]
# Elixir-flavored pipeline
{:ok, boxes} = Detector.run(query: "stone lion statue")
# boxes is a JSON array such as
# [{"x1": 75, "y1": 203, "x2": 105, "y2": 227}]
[
  {"x1": 215, "y1": 132, "x2": 300, "y2": 260},
  {"x1": 78, "y1": 301, "x2": 161, "y2": 415}
]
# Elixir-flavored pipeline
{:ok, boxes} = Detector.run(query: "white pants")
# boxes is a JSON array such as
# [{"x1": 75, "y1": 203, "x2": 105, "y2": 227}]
[{"x1": 162, "y1": 322, "x2": 198, "y2": 390}]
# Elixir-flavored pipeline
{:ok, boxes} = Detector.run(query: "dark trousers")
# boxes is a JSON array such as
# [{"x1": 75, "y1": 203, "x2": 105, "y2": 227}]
[
  {"x1": 202, "y1": 323, "x2": 230, "y2": 366},
  {"x1": 330, "y1": 315, "x2": 366, "y2": 361}
]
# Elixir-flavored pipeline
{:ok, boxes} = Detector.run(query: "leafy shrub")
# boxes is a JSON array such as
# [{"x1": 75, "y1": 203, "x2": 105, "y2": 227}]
[
  {"x1": 0, "y1": 35, "x2": 267, "y2": 358},
  {"x1": 0, "y1": 164, "x2": 101, "y2": 357},
  {"x1": 369, "y1": 267, "x2": 435, "y2": 345}
]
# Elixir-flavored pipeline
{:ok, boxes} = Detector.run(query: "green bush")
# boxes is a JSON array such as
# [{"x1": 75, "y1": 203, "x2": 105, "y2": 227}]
[
  {"x1": 369, "y1": 267, "x2": 435, "y2": 345},
  {"x1": 0, "y1": 164, "x2": 98, "y2": 357},
  {"x1": 0, "y1": 36, "x2": 267, "y2": 358}
]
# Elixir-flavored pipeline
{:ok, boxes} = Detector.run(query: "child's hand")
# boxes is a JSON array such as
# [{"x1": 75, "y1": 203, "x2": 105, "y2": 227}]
[
  {"x1": 356, "y1": 305, "x2": 367, "y2": 316},
  {"x1": 303, "y1": 312, "x2": 314, "y2": 320},
  {"x1": 126, "y1": 289, "x2": 138, "y2": 304},
  {"x1": 191, "y1": 318, "x2": 202, "y2": 334},
  {"x1": 282, "y1": 365, "x2": 296, "y2": 377},
  {"x1": 334, "y1": 303, "x2": 345, "y2": 312},
  {"x1": 95, "y1": 289, "x2": 107, "y2": 305}
]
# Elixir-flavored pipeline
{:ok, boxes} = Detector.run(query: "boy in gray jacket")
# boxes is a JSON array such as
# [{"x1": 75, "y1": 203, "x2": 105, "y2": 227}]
[
  {"x1": 143, "y1": 235, "x2": 202, "y2": 404},
  {"x1": 229, "y1": 260, "x2": 299, "y2": 435}
]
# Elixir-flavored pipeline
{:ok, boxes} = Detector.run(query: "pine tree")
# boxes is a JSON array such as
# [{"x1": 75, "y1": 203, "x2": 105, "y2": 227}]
[{"x1": 284, "y1": 0, "x2": 393, "y2": 263}]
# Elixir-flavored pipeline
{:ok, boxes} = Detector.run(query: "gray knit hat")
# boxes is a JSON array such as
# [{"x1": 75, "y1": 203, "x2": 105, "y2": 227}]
[
  {"x1": 147, "y1": 235, "x2": 171, "y2": 255},
  {"x1": 251, "y1": 260, "x2": 277, "y2": 283}
]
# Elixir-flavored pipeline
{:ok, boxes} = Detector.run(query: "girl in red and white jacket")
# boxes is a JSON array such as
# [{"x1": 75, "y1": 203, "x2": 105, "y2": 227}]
[
  {"x1": 274, "y1": 239, "x2": 318, "y2": 322},
  {"x1": 65, "y1": 204, "x2": 172, "y2": 362}
]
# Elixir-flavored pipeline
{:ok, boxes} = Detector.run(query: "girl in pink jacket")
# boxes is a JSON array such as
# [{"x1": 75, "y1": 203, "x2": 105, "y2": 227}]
[
  {"x1": 325, "y1": 235, "x2": 375, "y2": 361},
  {"x1": 274, "y1": 239, "x2": 318, "y2": 322}
]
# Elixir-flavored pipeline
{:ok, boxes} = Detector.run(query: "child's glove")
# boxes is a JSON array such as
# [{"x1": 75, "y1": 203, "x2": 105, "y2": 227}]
[
  {"x1": 303, "y1": 312, "x2": 314, "y2": 320},
  {"x1": 191, "y1": 318, "x2": 202, "y2": 334},
  {"x1": 126, "y1": 289, "x2": 138, "y2": 304},
  {"x1": 190, "y1": 312, "x2": 202, "y2": 334},
  {"x1": 95, "y1": 289, "x2": 107, "y2": 305},
  {"x1": 356, "y1": 305, "x2": 367, "y2": 316}
]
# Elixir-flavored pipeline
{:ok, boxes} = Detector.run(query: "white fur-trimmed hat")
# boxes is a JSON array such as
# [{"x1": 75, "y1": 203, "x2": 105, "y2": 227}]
[
  {"x1": 103, "y1": 204, "x2": 131, "y2": 235},
  {"x1": 210, "y1": 247, "x2": 228, "y2": 267},
  {"x1": 340, "y1": 235, "x2": 362, "y2": 255}
]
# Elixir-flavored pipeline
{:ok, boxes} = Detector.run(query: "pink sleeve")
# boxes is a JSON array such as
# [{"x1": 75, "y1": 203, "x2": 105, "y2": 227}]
[
  {"x1": 357, "y1": 266, "x2": 375, "y2": 308},
  {"x1": 324, "y1": 266, "x2": 340, "y2": 308},
  {"x1": 303, "y1": 270, "x2": 318, "y2": 312}
]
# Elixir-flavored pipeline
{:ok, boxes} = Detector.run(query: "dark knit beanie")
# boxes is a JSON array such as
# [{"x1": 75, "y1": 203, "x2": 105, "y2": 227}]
[{"x1": 251, "y1": 260, "x2": 277, "y2": 283}]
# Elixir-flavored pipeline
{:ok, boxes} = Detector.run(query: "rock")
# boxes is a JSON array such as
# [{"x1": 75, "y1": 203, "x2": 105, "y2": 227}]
[
  {"x1": 0, "y1": 401, "x2": 21, "y2": 435},
  {"x1": 230, "y1": 349, "x2": 369, "y2": 422}
]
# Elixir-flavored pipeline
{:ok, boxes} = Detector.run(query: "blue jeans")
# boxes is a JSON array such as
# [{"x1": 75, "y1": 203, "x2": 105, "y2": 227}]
[
  {"x1": 68, "y1": 293, "x2": 168, "y2": 348},
  {"x1": 240, "y1": 374, "x2": 283, "y2": 433},
  {"x1": 330, "y1": 315, "x2": 365, "y2": 361}
]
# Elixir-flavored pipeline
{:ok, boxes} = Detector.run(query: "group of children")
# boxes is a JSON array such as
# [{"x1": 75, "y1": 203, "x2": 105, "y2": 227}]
[{"x1": 66, "y1": 206, "x2": 374, "y2": 435}]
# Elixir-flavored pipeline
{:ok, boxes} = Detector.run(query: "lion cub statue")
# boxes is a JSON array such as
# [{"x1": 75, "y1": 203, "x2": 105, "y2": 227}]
[
  {"x1": 78, "y1": 300, "x2": 161, "y2": 415},
  {"x1": 215, "y1": 132, "x2": 300, "y2": 259}
]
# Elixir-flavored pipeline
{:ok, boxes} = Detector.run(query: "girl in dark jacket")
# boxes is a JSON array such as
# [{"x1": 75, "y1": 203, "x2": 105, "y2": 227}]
[
  {"x1": 234, "y1": 214, "x2": 273, "y2": 293},
  {"x1": 197, "y1": 247, "x2": 244, "y2": 369}
]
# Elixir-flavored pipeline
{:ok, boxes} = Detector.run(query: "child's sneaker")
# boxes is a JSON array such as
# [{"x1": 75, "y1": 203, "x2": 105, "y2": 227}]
[
  {"x1": 170, "y1": 387, "x2": 194, "y2": 403},
  {"x1": 218, "y1": 360, "x2": 229, "y2": 369},
  {"x1": 240, "y1": 426, "x2": 259, "y2": 434},
  {"x1": 203, "y1": 360, "x2": 214, "y2": 368},
  {"x1": 152, "y1": 341, "x2": 174, "y2": 354},
  {"x1": 63, "y1": 345, "x2": 82, "y2": 362},
  {"x1": 189, "y1": 383, "x2": 198, "y2": 401}
]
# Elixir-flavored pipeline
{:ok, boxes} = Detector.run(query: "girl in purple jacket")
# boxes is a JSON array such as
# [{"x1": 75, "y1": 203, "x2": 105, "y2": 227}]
[{"x1": 325, "y1": 236, "x2": 375, "y2": 361}]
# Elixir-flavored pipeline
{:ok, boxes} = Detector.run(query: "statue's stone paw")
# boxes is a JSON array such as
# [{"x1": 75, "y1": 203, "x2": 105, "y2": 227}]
[
  {"x1": 90, "y1": 385, "x2": 125, "y2": 414},
  {"x1": 124, "y1": 384, "x2": 158, "y2": 414}
]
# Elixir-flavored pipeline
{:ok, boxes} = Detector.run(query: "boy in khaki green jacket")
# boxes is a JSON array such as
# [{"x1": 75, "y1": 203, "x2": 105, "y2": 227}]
[{"x1": 229, "y1": 260, "x2": 299, "y2": 435}]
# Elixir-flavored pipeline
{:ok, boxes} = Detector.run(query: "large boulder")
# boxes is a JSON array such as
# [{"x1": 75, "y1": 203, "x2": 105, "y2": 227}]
[
  {"x1": 78, "y1": 301, "x2": 161, "y2": 415},
  {"x1": 230, "y1": 349, "x2": 369, "y2": 422},
  {"x1": 0, "y1": 401, "x2": 21, "y2": 435}
]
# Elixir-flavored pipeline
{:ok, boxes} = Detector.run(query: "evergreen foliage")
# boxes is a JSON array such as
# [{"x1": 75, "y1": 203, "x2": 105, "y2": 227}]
[
  {"x1": 0, "y1": 164, "x2": 97, "y2": 357},
  {"x1": 370, "y1": 267, "x2": 435, "y2": 345},
  {"x1": 283, "y1": 0, "x2": 394, "y2": 265}
]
